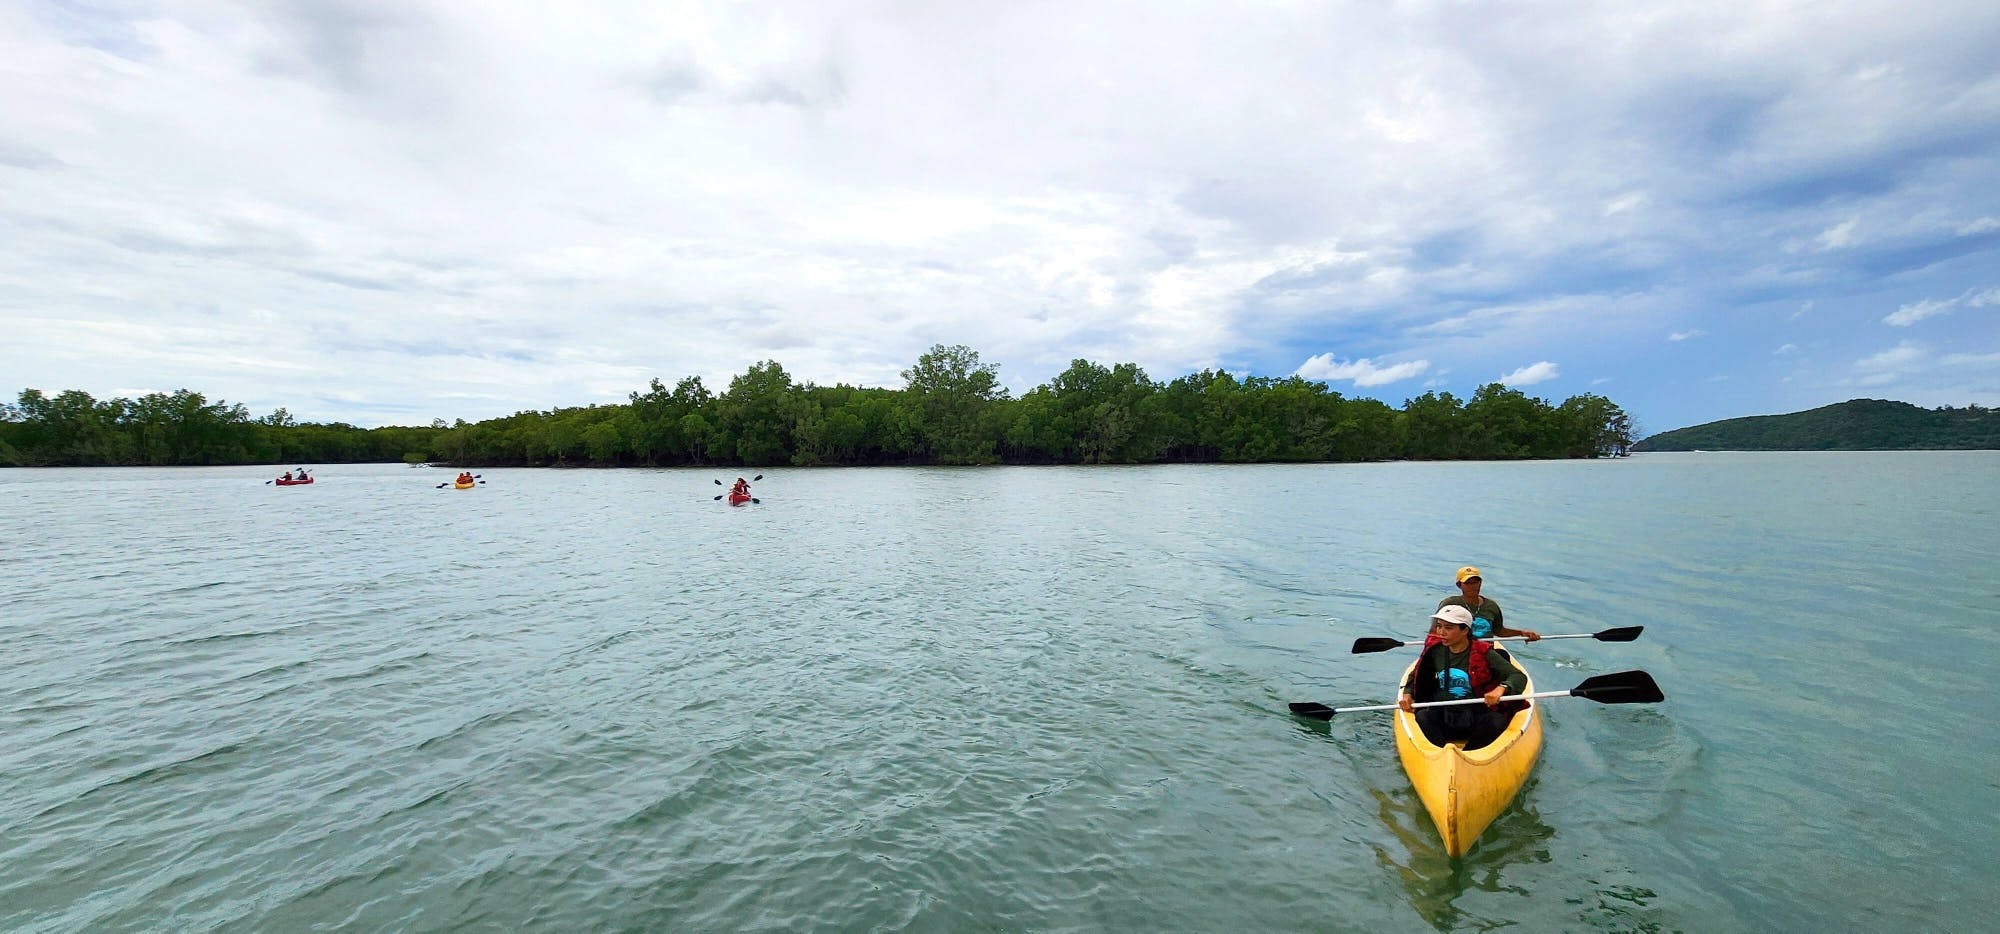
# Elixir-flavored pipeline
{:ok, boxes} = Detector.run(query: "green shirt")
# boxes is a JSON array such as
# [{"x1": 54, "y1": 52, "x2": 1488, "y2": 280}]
[{"x1": 1438, "y1": 594, "x2": 1503, "y2": 640}]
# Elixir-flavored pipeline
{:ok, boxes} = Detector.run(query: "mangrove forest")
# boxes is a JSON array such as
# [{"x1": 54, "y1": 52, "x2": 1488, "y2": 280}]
[{"x1": 3, "y1": 345, "x2": 1635, "y2": 468}]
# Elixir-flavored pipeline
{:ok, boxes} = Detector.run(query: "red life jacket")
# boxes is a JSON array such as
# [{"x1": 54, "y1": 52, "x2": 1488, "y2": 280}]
[{"x1": 1418, "y1": 635, "x2": 1529, "y2": 715}]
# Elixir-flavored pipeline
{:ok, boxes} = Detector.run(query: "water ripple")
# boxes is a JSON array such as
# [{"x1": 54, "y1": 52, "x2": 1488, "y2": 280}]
[{"x1": 1, "y1": 456, "x2": 1995, "y2": 930}]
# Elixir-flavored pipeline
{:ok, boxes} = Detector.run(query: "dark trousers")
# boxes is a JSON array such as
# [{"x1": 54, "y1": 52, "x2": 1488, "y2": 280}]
[{"x1": 1414, "y1": 703, "x2": 1512, "y2": 750}]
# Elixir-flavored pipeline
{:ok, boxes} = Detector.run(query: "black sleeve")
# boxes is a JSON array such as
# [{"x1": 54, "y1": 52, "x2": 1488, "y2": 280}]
[{"x1": 1403, "y1": 647, "x2": 1439, "y2": 702}]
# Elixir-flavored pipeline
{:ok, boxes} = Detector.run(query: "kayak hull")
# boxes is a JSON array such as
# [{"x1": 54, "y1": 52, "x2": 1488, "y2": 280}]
[
  {"x1": 453, "y1": 481, "x2": 475, "y2": 490},
  {"x1": 1392, "y1": 649, "x2": 1542, "y2": 857},
  {"x1": 275, "y1": 477, "x2": 313, "y2": 486},
  {"x1": 726, "y1": 491, "x2": 751, "y2": 505}
]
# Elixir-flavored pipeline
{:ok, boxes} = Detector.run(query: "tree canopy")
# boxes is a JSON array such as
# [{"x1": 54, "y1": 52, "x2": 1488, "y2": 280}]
[
  {"x1": 3, "y1": 347, "x2": 1636, "y2": 467},
  {"x1": 1632, "y1": 399, "x2": 1999, "y2": 451}
]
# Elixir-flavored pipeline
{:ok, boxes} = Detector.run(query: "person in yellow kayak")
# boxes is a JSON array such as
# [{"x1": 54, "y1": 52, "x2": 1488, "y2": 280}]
[
  {"x1": 456, "y1": 471, "x2": 474, "y2": 485},
  {"x1": 1398, "y1": 605, "x2": 1528, "y2": 749},
  {"x1": 1438, "y1": 565, "x2": 1540, "y2": 642}
]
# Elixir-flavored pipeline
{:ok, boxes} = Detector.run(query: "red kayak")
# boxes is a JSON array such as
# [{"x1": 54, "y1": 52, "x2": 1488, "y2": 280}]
[
  {"x1": 275, "y1": 476, "x2": 314, "y2": 486},
  {"x1": 727, "y1": 491, "x2": 752, "y2": 505}
]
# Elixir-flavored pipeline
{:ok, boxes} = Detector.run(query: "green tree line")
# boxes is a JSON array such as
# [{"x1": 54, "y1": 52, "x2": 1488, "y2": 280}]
[
  {"x1": 3, "y1": 345, "x2": 1633, "y2": 468},
  {"x1": 0, "y1": 388, "x2": 443, "y2": 467},
  {"x1": 1631, "y1": 398, "x2": 1999, "y2": 451}
]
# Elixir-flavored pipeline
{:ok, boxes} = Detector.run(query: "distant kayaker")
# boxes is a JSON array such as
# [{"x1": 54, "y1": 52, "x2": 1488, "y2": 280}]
[
  {"x1": 1398, "y1": 605, "x2": 1527, "y2": 749},
  {"x1": 731, "y1": 477, "x2": 750, "y2": 497},
  {"x1": 281, "y1": 470, "x2": 293, "y2": 481},
  {"x1": 1438, "y1": 566, "x2": 1540, "y2": 642}
]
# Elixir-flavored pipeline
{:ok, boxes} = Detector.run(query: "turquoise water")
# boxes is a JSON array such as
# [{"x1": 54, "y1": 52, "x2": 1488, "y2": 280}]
[{"x1": 3, "y1": 454, "x2": 1995, "y2": 931}]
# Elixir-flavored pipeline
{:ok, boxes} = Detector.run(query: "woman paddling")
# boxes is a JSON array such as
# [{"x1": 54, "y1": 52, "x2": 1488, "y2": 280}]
[{"x1": 1398, "y1": 605, "x2": 1527, "y2": 749}]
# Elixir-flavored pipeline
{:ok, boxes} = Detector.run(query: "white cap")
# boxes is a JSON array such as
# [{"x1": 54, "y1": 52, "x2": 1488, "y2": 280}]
[{"x1": 1430, "y1": 605, "x2": 1474, "y2": 628}]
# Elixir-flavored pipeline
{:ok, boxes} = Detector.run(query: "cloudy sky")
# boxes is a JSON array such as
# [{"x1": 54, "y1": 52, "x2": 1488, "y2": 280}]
[{"x1": 4, "y1": 0, "x2": 1997, "y2": 435}]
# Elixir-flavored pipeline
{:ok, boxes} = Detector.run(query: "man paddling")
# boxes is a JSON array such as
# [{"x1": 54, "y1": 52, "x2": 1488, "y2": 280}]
[
  {"x1": 1439, "y1": 566, "x2": 1539, "y2": 642},
  {"x1": 1398, "y1": 605, "x2": 1527, "y2": 749}
]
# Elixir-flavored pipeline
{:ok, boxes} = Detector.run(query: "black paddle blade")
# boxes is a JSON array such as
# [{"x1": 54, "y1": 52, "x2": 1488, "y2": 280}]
[
  {"x1": 1570, "y1": 670, "x2": 1665, "y2": 704},
  {"x1": 752, "y1": 474, "x2": 763, "y2": 481},
  {"x1": 712, "y1": 494, "x2": 723, "y2": 500},
  {"x1": 714, "y1": 479, "x2": 723, "y2": 485},
  {"x1": 1288, "y1": 701, "x2": 1336, "y2": 721},
  {"x1": 1594, "y1": 626, "x2": 1644, "y2": 642},
  {"x1": 750, "y1": 498, "x2": 759, "y2": 504},
  {"x1": 1352, "y1": 637, "x2": 1410, "y2": 654}
]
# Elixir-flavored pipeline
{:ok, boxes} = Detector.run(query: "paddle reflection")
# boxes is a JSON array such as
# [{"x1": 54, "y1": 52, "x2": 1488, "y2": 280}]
[{"x1": 1367, "y1": 783, "x2": 1555, "y2": 931}]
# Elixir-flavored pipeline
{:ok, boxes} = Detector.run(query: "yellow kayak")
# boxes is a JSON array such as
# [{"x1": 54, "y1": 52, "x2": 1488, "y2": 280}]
[
  {"x1": 453, "y1": 480, "x2": 475, "y2": 490},
  {"x1": 1392, "y1": 648, "x2": 1542, "y2": 856}
]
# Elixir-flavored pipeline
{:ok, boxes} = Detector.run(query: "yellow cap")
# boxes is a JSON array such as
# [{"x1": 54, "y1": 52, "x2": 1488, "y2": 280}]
[{"x1": 1455, "y1": 566, "x2": 1483, "y2": 583}]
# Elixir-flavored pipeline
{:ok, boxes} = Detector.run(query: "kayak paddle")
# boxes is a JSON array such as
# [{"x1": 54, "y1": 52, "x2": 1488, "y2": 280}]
[
  {"x1": 1350, "y1": 626, "x2": 1643, "y2": 654},
  {"x1": 713, "y1": 474, "x2": 763, "y2": 501},
  {"x1": 1288, "y1": 670, "x2": 1664, "y2": 721},
  {"x1": 435, "y1": 474, "x2": 483, "y2": 489}
]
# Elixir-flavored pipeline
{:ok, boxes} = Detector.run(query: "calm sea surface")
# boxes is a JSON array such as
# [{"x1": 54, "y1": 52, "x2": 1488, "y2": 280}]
[{"x1": 3, "y1": 454, "x2": 1996, "y2": 932}]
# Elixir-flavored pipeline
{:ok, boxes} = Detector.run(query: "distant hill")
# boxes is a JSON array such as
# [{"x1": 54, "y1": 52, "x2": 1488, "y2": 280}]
[{"x1": 1633, "y1": 399, "x2": 2000, "y2": 451}]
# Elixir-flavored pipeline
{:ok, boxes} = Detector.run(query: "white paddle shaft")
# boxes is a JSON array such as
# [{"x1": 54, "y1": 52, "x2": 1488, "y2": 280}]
[{"x1": 1333, "y1": 688, "x2": 1572, "y2": 714}]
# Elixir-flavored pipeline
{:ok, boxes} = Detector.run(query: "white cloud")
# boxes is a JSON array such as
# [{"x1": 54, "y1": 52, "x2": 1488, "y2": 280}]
[
  {"x1": 1296, "y1": 354, "x2": 1430, "y2": 387},
  {"x1": 1774, "y1": 343, "x2": 1798, "y2": 355},
  {"x1": 1604, "y1": 191, "x2": 1647, "y2": 216},
  {"x1": 1958, "y1": 217, "x2": 2000, "y2": 235},
  {"x1": 1669, "y1": 329, "x2": 1704, "y2": 342},
  {"x1": 1967, "y1": 287, "x2": 2000, "y2": 308},
  {"x1": 1499, "y1": 361, "x2": 1559, "y2": 386},
  {"x1": 1815, "y1": 218, "x2": 1860, "y2": 250},
  {"x1": 1792, "y1": 300, "x2": 1815, "y2": 320},
  {"x1": 1939, "y1": 350, "x2": 2000, "y2": 368},
  {"x1": 1884, "y1": 298, "x2": 1954, "y2": 326},
  {"x1": 1852, "y1": 341, "x2": 1928, "y2": 385},
  {"x1": 1857, "y1": 342, "x2": 1926, "y2": 368}
]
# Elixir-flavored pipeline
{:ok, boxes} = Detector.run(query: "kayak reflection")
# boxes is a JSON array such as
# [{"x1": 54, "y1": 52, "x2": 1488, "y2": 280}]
[{"x1": 1367, "y1": 784, "x2": 1554, "y2": 929}]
